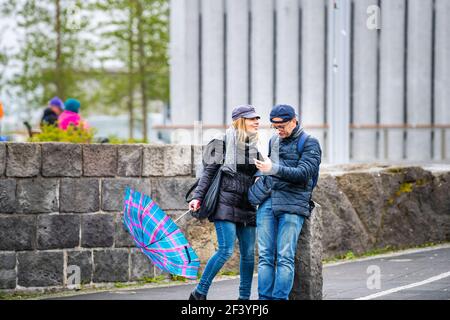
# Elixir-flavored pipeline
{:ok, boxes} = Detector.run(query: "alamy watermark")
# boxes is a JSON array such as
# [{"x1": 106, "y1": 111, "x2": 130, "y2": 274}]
[
  {"x1": 366, "y1": 265, "x2": 381, "y2": 290},
  {"x1": 367, "y1": 5, "x2": 381, "y2": 30},
  {"x1": 67, "y1": 265, "x2": 81, "y2": 289}
]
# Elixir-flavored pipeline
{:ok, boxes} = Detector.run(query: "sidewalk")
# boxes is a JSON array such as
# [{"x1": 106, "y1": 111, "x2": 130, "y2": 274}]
[{"x1": 43, "y1": 243, "x2": 450, "y2": 300}]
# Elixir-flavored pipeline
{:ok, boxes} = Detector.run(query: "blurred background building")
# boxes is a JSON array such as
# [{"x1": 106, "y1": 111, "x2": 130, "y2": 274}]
[{"x1": 167, "y1": 0, "x2": 450, "y2": 164}]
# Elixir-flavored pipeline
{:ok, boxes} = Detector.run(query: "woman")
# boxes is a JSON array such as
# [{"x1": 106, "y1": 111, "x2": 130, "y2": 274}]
[
  {"x1": 188, "y1": 105, "x2": 262, "y2": 300},
  {"x1": 58, "y1": 98, "x2": 89, "y2": 131}
]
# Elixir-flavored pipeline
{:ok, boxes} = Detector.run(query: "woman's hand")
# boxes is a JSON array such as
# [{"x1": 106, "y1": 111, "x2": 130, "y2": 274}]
[{"x1": 189, "y1": 199, "x2": 201, "y2": 212}]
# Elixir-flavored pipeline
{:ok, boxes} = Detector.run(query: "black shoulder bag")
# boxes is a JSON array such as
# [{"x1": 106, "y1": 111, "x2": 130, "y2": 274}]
[{"x1": 185, "y1": 166, "x2": 223, "y2": 220}]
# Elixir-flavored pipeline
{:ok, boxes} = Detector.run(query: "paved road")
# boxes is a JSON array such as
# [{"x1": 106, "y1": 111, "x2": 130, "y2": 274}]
[
  {"x1": 51, "y1": 244, "x2": 450, "y2": 300},
  {"x1": 324, "y1": 244, "x2": 450, "y2": 300}
]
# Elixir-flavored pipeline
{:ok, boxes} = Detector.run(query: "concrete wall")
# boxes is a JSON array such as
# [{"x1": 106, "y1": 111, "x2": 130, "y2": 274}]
[{"x1": 169, "y1": 0, "x2": 450, "y2": 163}]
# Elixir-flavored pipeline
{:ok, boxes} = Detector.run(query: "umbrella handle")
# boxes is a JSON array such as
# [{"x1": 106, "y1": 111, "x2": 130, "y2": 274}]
[{"x1": 174, "y1": 209, "x2": 192, "y2": 223}]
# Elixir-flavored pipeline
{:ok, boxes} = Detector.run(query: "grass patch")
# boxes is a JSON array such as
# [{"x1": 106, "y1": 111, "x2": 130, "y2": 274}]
[
  {"x1": 114, "y1": 282, "x2": 134, "y2": 289},
  {"x1": 385, "y1": 167, "x2": 405, "y2": 174},
  {"x1": 0, "y1": 291, "x2": 46, "y2": 300},
  {"x1": 170, "y1": 275, "x2": 188, "y2": 282},
  {"x1": 323, "y1": 241, "x2": 447, "y2": 264},
  {"x1": 138, "y1": 275, "x2": 167, "y2": 284},
  {"x1": 106, "y1": 135, "x2": 148, "y2": 144},
  {"x1": 217, "y1": 270, "x2": 239, "y2": 277}
]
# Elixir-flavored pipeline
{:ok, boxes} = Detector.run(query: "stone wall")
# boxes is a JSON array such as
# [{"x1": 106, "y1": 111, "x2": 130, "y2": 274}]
[
  {"x1": 1, "y1": 142, "x2": 449, "y2": 298},
  {"x1": 315, "y1": 164, "x2": 450, "y2": 259},
  {"x1": 0, "y1": 142, "x2": 323, "y2": 298},
  {"x1": 0, "y1": 142, "x2": 199, "y2": 292}
]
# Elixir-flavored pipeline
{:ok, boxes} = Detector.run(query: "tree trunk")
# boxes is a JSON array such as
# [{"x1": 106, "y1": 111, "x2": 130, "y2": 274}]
[
  {"x1": 55, "y1": 0, "x2": 64, "y2": 99},
  {"x1": 136, "y1": 0, "x2": 148, "y2": 142},
  {"x1": 128, "y1": 0, "x2": 135, "y2": 140}
]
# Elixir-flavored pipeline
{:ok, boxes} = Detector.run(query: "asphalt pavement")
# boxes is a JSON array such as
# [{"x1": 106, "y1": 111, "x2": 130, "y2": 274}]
[{"x1": 50, "y1": 244, "x2": 450, "y2": 300}]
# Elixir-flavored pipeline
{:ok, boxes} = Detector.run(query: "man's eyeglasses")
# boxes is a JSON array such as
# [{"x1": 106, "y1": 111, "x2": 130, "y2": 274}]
[{"x1": 271, "y1": 123, "x2": 289, "y2": 130}]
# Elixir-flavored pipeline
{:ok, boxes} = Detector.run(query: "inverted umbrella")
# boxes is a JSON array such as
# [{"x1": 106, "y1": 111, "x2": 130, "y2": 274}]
[{"x1": 123, "y1": 187, "x2": 200, "y2": 279}]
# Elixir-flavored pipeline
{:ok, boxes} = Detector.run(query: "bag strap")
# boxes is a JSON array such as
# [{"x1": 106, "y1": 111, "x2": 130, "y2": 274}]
[
  {"x1": 185, "y1": 179, "x2": 199, "y2": 203},
  {"x1": 185, "y1": 134, "x2": 228, "y2": 204},
  {"x1": 297, "y1": 131, "x2": 310, "y2": 155},
  {"x1": 297, "y1": 132, "x2": 319, "y2": 189},
  {"x1": 269, "y1": 131, "x2": 309, "y2": 158},
  {"x1": 267, "y1": 134, "x2": 278, "y2": 158}
]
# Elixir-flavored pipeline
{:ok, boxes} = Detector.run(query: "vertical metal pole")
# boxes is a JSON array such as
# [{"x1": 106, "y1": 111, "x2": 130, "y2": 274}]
[
  {"x1": 384, "y1": 127, "x2": 388, "y2": 160},
  {"x1": 327, "y1": 0, "x2": 351, "y2": 164}
]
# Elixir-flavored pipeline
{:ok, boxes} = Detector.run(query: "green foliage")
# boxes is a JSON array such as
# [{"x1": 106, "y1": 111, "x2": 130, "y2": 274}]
[
  {"x1": 1, "y1": 0, "x2": 93, "y2": 114},
  {"x1": 139, "y1": 275, "x2": 166, "y2": 284},
  {"x1": 0, "y1": 290, "x2": 46, "y2": 300},
  {"x1": 323, "y1": 249, "x2": 382, "y2": 264},
  {"x1": 170, "y1": 275, "x2": 188, "y2": 282},
  {"x1": 84, "y1": 0, "x2": 170, "y2": 117},
  {"x1": 106, "y1": 134, "x2": 147, "y2": 144},
  {"x1": 323, "y1": 251, "x2": 357, "y2": 263},
  {"x1": 217, "y1": 270, "x2": 239, "y2": 277},
  {"x1": 1, "y1": 0, "x2": 169, "y2": 126},
  {"x1": 114, "y1": 282, "x2": 130, "y2": 289},
  {"x1": 322, "y1": 242, "x2": 447, "y2": 264},
  {"x1": 395, "y1": 182, "x2": 413, "y2": 196},
  {"x1": 386, "y1": 167, "x2": 405, "y2": 174},
  {"x1": 29, "y1": 124, "x2": 96, "y2": 144},
  {"x1": 387, "y1": 181, "x2": 421, "y2": 206},
  {"x1": 0, "y1": 50, "x2": 7, "y2": 85}
]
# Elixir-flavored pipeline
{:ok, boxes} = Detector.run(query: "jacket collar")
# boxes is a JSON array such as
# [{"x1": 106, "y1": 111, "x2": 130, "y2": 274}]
[{"x1": 282, "y1": 123, "x2": 303, "y2": 142}]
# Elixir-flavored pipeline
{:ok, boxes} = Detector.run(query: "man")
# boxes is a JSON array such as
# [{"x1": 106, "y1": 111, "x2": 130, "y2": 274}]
[
  {"x1": 41, "y1": 96, "x2": 64, "y2": 127},
  {"x1": 252, "y1": 104, "x2": 322, "y2": 300}
]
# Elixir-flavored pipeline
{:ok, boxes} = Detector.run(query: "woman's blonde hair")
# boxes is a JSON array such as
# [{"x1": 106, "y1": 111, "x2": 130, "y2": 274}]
[{"x1": 232, "y1": 118, "x2": 259, "y2": 143}]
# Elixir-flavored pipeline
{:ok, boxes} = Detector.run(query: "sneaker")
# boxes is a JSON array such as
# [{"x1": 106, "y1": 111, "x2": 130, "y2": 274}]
[{"x1": 188, "y1": 290, "x2": 207, "y2": 300}]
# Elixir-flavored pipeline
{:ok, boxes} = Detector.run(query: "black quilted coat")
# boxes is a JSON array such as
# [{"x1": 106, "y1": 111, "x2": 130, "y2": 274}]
[{"x1": 192, "y1": 138, "x2": 262, "y2": 226}]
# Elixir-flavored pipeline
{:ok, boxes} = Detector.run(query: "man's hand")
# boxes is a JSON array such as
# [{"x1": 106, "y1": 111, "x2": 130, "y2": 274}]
[{"x1": 254, "y1": 157, "x2": 272, "y2": 173}]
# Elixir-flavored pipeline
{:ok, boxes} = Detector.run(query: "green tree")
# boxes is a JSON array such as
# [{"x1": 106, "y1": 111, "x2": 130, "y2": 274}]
[
  {"x1": 1, "y1": 0, "x2": 93, "y2": 115},
  {"x1": 2, "y1": 0, "x2": 169, "y2": 140},
  {"x1": 136, "y1": 0, "x2": 169, "y2": 141},
  {"x1": 0, "y1": 49, "x2": 8, "y2": 98},
  {"x1": 89, "y1": 0, "x2": 169, "y2": 141},
  {"x1": 88, "y1": 0, "x2": 139, "y2": 138}
]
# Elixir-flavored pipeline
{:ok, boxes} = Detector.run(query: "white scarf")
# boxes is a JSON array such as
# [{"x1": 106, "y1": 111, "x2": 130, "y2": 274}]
[{"x1": 222, "y1": 126, "x2": 260, "y2": 175}]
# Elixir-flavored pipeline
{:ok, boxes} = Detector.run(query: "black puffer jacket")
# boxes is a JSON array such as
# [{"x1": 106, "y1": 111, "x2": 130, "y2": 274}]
[
  {"x1": 41, "y1": 107, "x2": 58, "y2": 126},
  {"x1": 192, "y1": 138, "x2": 262, "y2": 226}
]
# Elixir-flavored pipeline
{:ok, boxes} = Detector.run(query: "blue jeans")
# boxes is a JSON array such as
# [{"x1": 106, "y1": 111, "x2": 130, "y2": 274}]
[
  {"x1": 257, "y1": 198, "x2": 305, "y2": 300},
  {"x1": 196, "y1": 220, "x2": 256, "y2": 299}
]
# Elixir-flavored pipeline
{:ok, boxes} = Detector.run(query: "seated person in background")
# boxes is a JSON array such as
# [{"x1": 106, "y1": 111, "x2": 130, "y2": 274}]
[
  {"x1": 40, "y1": 96, "x2": 64, "y2": 127},
  {"x1": 58, "y1": 98, "x2": 89, "y2": 131}
]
